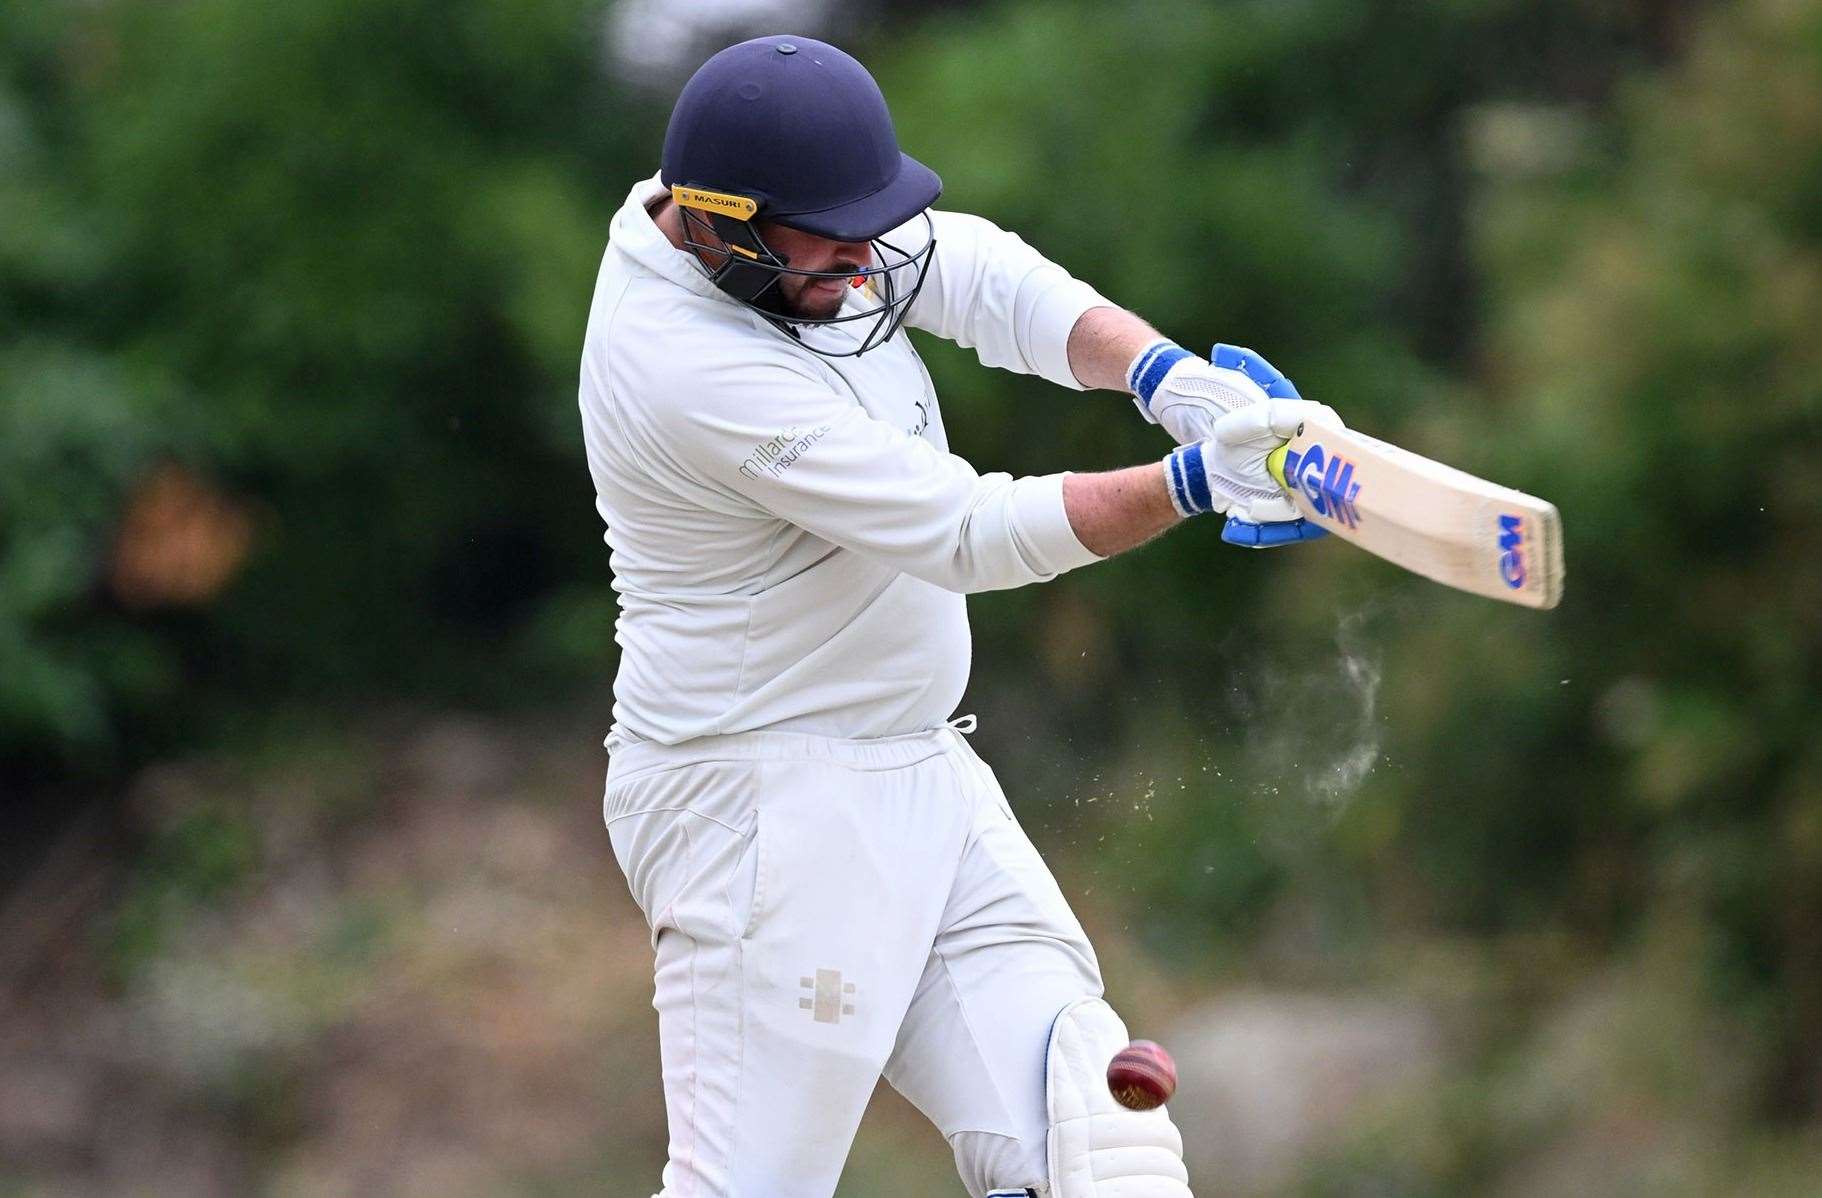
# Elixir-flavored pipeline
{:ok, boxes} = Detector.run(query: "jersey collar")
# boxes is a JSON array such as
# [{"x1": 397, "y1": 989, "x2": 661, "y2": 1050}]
[{"x1": 610, "y1": 173, "x2": 740, "y2": 305}]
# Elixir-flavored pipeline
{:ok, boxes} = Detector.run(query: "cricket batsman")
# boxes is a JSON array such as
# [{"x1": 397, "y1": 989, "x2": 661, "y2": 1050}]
[{"x1": 579, "y1": 35, "x2": 1339, "y2": 1197}]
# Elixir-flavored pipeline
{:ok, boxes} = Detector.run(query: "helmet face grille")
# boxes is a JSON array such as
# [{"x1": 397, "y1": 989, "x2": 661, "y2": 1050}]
[{"x1": 678, "y1": 206, "x2": 937, "y2": 359}]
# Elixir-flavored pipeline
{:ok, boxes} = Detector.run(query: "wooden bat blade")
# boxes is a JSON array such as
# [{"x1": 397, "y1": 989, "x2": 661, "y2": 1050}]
[{"x1": 1273, "y1": 424, "x2": 1565, "y2": 609}]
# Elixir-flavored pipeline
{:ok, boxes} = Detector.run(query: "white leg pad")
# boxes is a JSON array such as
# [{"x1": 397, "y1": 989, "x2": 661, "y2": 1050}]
[{"x1": 1045, "y1": 999, "x2": 1192, "y2": 1197}]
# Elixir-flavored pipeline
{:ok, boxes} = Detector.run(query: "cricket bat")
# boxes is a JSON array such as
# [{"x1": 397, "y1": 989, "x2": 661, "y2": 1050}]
[{"x1": 1222, "y1": 422, "x2": 1565, "y2": 610}]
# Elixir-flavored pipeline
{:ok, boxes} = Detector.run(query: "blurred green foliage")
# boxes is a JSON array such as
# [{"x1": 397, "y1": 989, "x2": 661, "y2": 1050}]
[
  {"x1": 3, "y1": 0, "x2": 1821, "y2": 1187},
  {"x1": 1, "y1": 0, "x2": 648, "y2": 779}
]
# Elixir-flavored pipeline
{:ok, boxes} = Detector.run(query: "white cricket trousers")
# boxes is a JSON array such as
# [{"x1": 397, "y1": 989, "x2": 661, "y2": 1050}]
[{"x1": 604, "y1": 720, "x2": 1106, "y2": 1197}]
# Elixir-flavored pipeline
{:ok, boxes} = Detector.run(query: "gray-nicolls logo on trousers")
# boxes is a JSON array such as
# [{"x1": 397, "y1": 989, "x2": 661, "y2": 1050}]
[{"x1": 799, "y1": 969, "x2": 856, "y2": 1023}]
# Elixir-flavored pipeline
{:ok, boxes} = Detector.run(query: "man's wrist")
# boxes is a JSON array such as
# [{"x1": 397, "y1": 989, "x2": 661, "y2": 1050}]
[{"x1": 1064, "y1": 307, "x2": 1165, "y2": 391}]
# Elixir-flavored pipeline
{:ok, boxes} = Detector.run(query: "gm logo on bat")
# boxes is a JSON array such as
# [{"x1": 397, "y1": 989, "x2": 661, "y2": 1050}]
[
  {"x1": 1498, "y1": 513, "x2": 1527, "y2": 589},
  {"x1": 1283, "y1": 444, "x2": 1363, "y2": 529}
]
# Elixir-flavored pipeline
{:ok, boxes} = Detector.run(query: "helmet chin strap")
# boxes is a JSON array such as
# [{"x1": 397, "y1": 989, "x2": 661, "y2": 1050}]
[{"x1": 703, "y1": 210, "x2": 793, "y2": 312}]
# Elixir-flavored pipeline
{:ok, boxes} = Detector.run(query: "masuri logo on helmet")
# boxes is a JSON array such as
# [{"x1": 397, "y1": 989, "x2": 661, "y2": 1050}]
[
  {"x1": 660, "y1": 35, "x2": 941, "y2": 358},
  {"x1": 671, "y1": 187, "x2": 760, "y2": 220}
]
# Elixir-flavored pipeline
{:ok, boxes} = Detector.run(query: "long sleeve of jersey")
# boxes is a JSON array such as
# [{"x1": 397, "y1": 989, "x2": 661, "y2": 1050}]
[
  {"x1": 637, "y1": 349, "x2": 1100, "y2": 595},
  {"x1": 900, "y1": 210, "x2": 1113, "y2": 390}
]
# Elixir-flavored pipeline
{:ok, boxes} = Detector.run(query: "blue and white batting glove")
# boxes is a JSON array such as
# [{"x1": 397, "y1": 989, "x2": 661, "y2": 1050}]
[
  {"x1": 1133, "y1": 340, "x2": 1339, "y2": 546},
  {"x1": 1128, "y1": 340, "x2": 1317, "y2": 445},
  {"x1": 1163, "y1": 399, "x2": 1338, "y2": 521}
]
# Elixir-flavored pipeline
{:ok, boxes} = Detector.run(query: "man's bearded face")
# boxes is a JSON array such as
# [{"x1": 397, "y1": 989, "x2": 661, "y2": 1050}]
[{"x1": 758, "y1": 222, "x2": 875, "y2": 321}]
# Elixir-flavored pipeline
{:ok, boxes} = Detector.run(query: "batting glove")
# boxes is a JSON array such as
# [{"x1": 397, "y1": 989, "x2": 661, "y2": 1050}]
[
  {"x1": 1162, "y1": 398, "x2": 1340, "y2": 521},
  {"x1": 1129, "y1": 340, "x2": 1333, "y2": 446},
  {"x1": 1134, "y1": 341, "x2": 1339, "y2": 546}
]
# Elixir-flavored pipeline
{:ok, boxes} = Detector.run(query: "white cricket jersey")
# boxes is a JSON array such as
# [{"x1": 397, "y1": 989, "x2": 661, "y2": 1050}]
[{"x1": 579, "y1": 174, "x2": 1110, "y2": 745}]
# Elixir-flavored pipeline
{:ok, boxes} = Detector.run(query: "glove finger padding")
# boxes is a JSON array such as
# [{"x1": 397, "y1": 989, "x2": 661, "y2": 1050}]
[
  {"x1": 1211, "y1": 343, "x2": 1302, "y2": 399},
  {"x1": 1221, "y1": 515, "x2": 1330, "y2": 547}
]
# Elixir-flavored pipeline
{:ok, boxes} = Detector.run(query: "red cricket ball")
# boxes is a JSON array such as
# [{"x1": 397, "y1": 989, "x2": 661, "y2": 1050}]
[{"x1": 1106, "y1": 1039, "x2": 1178, "y2": 1111}]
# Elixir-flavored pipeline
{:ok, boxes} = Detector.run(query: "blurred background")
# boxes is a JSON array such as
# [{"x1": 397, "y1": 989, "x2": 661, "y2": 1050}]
[{"x1": 2, "y1": 0, "x2": 1819, "y2": 1193}]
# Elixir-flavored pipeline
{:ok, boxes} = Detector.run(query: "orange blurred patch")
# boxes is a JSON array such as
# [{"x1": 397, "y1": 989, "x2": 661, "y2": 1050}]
[{"x1": 110, "y1": 464, "x2": 254, "y2": 609}]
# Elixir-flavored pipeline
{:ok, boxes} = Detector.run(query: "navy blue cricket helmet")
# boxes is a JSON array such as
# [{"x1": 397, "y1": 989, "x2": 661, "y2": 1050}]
[{"x1": 660, "y1": 35, "x2": 941, "y2": 356}]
